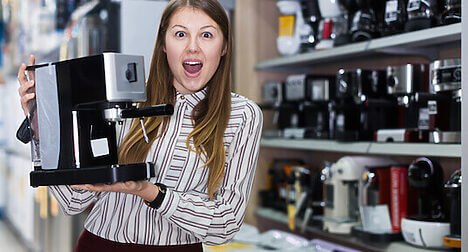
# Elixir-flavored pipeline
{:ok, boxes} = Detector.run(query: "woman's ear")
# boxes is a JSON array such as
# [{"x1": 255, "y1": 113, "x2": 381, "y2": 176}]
[{"x1": 221, "y1": 44, "x2": 227, "y2": 56}]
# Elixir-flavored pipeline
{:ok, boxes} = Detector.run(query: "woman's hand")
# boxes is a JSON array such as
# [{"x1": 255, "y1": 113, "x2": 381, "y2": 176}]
[
  {"x1": 71, "y1": 180, "x2": 159, "y2": 202},
  {"x1": 17, "y1": 55, "x2": 36, "y2": 116}
]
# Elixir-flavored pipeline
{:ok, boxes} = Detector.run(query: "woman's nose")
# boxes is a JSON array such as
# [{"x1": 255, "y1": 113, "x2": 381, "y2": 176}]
[{"x1": 186, "y1": 37, "x2": 200, "y2": 53}]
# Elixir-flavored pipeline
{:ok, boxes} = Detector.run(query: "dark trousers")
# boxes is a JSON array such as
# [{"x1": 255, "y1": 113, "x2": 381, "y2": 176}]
[{"x1": 74, "y1": 229, "x2": 203, "y2": 252}]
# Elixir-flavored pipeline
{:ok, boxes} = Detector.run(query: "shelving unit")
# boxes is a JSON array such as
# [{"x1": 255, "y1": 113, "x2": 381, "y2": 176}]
[
  {"x1": 261, "y1": 138, "x2": 461, "y2": 158},
  {"x1": 255, "y1": 23, "x2": 461, "y2": 72}
]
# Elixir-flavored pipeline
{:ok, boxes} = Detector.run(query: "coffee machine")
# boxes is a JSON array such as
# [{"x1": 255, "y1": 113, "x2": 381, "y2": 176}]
[
  {"x1": 350, "y1": 0, "x2": 385, "y2": 42},
  {"x1": 19, "y1": 53, "x2": 173, "y2": 187},
  {"x1": 383, "y1": 0, "x2": 408, "y2": 35},
  {"x1": 441, "y1": 0, "x2": 461, "y2": 24},
  {"x1": 401, "y1": 157, "x2": 450, "y2": 249},
  {"x1": 332, "y1": 68, "x2": 396, "y2": 141},
  {"x1": 428, "y1": 58, "x2": 461, "y2": 143},
  {"x1": 443, "y1": 169, "x2": 461, "y2": 249},
  {"x1": 376, "y1": 64, "x2": 430, "y2": 142},
  {"x1": 321, "y1": 156, "x2": 397, "y2": 234},
  {"x1": 405, "y1": 0, "x2": 441, "y2": 32},
  {"x1": 282, "y1": 74, "x2": 335, "y2": 139},
  {"x1": 316, "y1": 0, "x2": 351, "y2": 49},
  {"x1": 277, "y1": 0, "x2": 314, "y2": 55}
]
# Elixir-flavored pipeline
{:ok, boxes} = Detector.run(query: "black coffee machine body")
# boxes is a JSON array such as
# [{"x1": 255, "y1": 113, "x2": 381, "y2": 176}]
[
  {"x1": 405, "y1": 0, "x2": 441, "y2": 32},
  {"x1": 443, "y1": 169, "x2": 461, "y2": 248},
  {"x1": 428, "y1": 58, "x2": 461, "y2": 143},
  {"x1": 349, "y1": 0, "x2": 386, "y2": 42},
  {"x1": 332, "y1": 69, "x2": 396, "y2": 141},
  {"x1": 23, "y1": 53, "x2": 173, "y2": 187},
  {"x1": 441, "y1": 0, "x2": 461, "y2": 24},
  {"x1": 384, "y1": 0, "x2": 408, "y2": 35}
]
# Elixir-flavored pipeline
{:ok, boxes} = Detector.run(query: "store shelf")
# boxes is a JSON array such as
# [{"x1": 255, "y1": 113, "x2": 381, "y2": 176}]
[
  {"x1": 254, "y1": 207, "x2": 447, "y2": 252},
  {"x1": 255, "y1": 23, "x2": 461, "y2": 71},
  {"x1": 260, "y1": 138, "x2": 461, "y2": 158}
]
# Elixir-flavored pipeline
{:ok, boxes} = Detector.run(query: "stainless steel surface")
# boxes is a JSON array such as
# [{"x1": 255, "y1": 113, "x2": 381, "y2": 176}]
[
  {"x1": 430, "y1": 58, "x2": 461, "y2": 92},
  {"x1": 387, "y1": 64, "x2": 427, "y2": 95},
  {"x1": 103, "y1": 53, "x2": 146, "y2": 102},
  {"x1": 430, "y1": 130, "x2": 461, "y2": 143}
]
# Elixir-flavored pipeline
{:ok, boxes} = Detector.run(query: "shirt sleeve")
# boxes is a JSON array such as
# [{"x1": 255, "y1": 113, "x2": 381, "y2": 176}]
[
  {"x1": 48, "y1": 185, "x2": 100, "y2": 216},
  {"x1": 156, "y1": 101, "x2": 263, "y2": 245}
]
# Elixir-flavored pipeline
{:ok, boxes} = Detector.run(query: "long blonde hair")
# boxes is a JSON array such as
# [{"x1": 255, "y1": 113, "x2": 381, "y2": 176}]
[{"x1": 118, "y1": 0, "x2": 232, "y2": 199}]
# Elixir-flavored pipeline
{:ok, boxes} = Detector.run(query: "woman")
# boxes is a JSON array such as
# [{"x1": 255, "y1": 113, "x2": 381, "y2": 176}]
[{"x1": 17, "y1": 0, "x2": 262, "y2": 251}]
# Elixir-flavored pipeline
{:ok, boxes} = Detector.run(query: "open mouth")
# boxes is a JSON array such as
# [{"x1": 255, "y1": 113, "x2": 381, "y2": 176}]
[{"x1": 183, "y1": 60, "x2": 203, "y2": 75}]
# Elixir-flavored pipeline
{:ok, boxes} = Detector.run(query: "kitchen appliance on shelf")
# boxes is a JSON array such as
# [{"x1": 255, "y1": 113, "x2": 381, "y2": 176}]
[
  {"x1": 321, "y1": 156, "x2": 397, "y2": 234},
  {"x1": 404, "y1": 0, "x2": 441, "y2": 32},
  {"x1": 332, "y1": 68, "x2": 396, "y2": 141},
  {"x1": 349, "y1": 0, "x2": 385, "y2": 42},
  {"x1": 442, "y1": 169, "x2": 461, "y2": 249},
  {"x1": 277, "y1": 0, "x2": 315, "y2": 55},
  {"x1": 315, "y1": 0, "x2": 351, "y2": 49},
  {"x1": 401, "y1": 157, "x2": 449, "y2": 249},
  {"x1": 19, "y1": 53, "x2": 173, "y2": 187},
  {"x1": 441, "y1": 0, "x2": 461, "y2": 24},
  {"x1": 383, "y1": 0, "x2": 408, "y2": 35},
  {"x1": 283, "y1": 74, "x2": 335, "y2": 139},
  {"x1": 261, "y1": 81, "x2": 288, "y2": 138},
  {"x1": 428, "y1": 58, "x2": 461, "y2": 143},
  {"x1": 377, "y1": 63, "x2": 430, "y2": 142}
]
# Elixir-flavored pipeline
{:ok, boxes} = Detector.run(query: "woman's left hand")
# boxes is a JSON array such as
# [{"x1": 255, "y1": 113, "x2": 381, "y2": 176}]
[{"x1": 71, "y1": 180, "x2": 158, "y2": 201}]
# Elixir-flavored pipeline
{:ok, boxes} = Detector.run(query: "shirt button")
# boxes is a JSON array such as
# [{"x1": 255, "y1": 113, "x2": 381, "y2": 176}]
[{"x1": 181, "y1": 96, "x2": 185, "y2": 100}]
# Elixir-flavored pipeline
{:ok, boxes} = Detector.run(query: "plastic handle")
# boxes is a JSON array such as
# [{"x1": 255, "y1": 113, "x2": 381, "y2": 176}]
[{"x1": 120, "y1": 104, "x2": 174, "y2": 118}]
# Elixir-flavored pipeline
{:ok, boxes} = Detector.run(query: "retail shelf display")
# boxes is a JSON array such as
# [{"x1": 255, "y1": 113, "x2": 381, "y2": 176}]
[
  {"x1": 255, "y1": 23, "x2": 461, "y2": 72},
  {"x1": 260, "y1": 138, "x2": 461, "y2": 158}
]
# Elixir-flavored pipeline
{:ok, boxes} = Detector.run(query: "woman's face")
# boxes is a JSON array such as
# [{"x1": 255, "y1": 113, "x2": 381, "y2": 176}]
[{"x1": 165, "y1": 6, "x2": 226, "y2": 94}]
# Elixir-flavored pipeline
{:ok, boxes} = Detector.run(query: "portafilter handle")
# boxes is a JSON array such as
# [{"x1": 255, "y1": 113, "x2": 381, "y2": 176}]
[{"x1": 121, "y1": 104, "x2": 174, "y2": 119}]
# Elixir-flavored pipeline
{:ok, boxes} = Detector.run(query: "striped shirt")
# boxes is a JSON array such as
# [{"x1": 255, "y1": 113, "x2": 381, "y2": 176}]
[{"x1": 49, "y1": 88, "x2": 263, "y2": 246}]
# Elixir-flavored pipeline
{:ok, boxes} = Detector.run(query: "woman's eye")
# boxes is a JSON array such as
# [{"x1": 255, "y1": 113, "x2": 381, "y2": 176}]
[
  {"x1": 202, "y1": 32, "x2": 212, "y2": 38},
  {"x1": 175, "y1": 31, "x2": 186, "y2": 38}
]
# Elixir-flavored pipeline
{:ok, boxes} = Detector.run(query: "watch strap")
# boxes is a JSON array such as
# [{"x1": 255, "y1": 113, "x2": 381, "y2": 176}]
[{"x1": 144, "y1": 183, "x2": 167, "y2": 209}]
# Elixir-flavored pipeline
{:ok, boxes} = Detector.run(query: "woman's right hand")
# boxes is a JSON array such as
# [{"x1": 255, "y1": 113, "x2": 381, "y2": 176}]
[{"x1": 17, "y1": 55, "x2": 36, "y2": 116}]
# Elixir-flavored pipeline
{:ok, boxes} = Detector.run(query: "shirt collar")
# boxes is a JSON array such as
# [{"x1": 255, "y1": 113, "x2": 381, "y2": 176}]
[{"x1": 176, "y1": 87, "x2": 207, "y2": 108}]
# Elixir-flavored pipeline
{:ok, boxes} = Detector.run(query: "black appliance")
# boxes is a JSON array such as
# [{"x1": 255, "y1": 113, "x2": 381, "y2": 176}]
[
  {"x1": 20, "y1": 53, "x2": 173, "y2": 187},
  {"x1": 405, "y1": 0, "x2": 441, "y2": 32},
  {"x1": 332, "y1": 69, "x2": 396, "y2": 141},
  {"x1": 407, "y1": 157, "x2": 445, "y2": 221},
  {"x1": 384, "y1": 0, "x2": 408, "y2": 35},
  {"x1": 301, "y1": 0, "x2": 322, "y2": 48},
  {"x1": 441, "y1": 0, "x2": 461, "y2": 24},
  {"x1": 443, "y1": 169, "x2": 461, "y2": 248},
  {"x1": 349, "y1": 0, "x2": 386, "y2": 42}
]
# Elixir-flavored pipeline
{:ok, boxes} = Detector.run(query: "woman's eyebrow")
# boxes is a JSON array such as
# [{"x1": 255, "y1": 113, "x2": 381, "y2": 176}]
[{"x1": 170, "y1": 24, "x2": 187, "y2": 30}]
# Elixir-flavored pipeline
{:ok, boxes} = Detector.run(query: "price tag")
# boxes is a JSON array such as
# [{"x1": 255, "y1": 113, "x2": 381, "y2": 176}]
[
  {"x1": 385, "y1": 0, "x2": 398, "y2": 22},
  {"x1": 407, "y1": 0, "x2": 421, "y2": 12}
]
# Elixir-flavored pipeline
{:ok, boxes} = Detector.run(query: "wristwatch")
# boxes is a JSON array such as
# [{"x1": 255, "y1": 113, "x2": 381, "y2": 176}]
[{"x1": 144, "y1": 183, "x2": 167, "y2": 209}]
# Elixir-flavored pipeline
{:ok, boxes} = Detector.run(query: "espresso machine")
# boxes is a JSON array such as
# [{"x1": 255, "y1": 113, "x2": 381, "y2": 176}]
[
  {"x1": 283, "y1": 74, "x2": 335, "y2": 139},
  {"x1": 276, "y1": 0, "x2": 314, "y2": 55},
  {"x1": 316, "y1": 0, "x2": 351, "y2": 49},
  {"x1": 441, "y1": 0, "x2": 461, "y2": 24},
  {"x1": 443, "y1": 169, "x2": 461, "y2": 249},
  {"x1": 401, "y1": 157, "x2": 449, "y2": 249},
  {"x1": 405, "y1": 0, "x2": 441, "y2": 32},
  {"x1": 332, "y1": 68, "x2": 396, "y2": 141},
  {"x1": 428, "y1": 58, "x2": 461, "y2": 143},
  {"x1": 350, "y1": 0, "x2": 385, "y2": 42},
  {"x1": 18, "y1": 53, "x2": 173, "y2": 187},
  {"x1": 383, "y1": 0, "x2": 408, "y2": 35},
  {"x1": 321, "y1": 156, "x2": 397, "y2": 234},
  {"x1": 376, "y1": 64, "x2": 430, "y2": 142}
]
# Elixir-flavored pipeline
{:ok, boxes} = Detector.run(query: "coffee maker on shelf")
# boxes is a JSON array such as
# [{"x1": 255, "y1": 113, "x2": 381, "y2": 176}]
[
  {"x1": 19, "y1": 53, "x2": 174, "y2": 187},
  {"x1": 276, "y1": 0, "x2": 315, "y2": 55},
  {"x1": 405, "y1": 0, "x2": 441, "y2": 32},
  {"x1": 332, "y1": 68, "x2": 396, "y2": 141},
  {"x1": 349, "y1": 0, "x2": 385, "y2": 42},
  {"x1": 441, "y1": 0, "x2": 461, "y2": 24},
  {"x1": 316, "y1": 0, "x2": 352, "y2": 49},
  {"x1": 282, "y1": 74, "x2": 335, "y2": 139},
  {"x1": 376, "y1": 63, "x2": 430, "y2": 143},
  {"x1": 428, "y1": 58, "x2": 461, "y2": 143},
  {"x1": 443, "y1": 169, "x2": 461, "y2": 249},
  {"x1": 383, "y1": 0, "x2": 408, "y2": 35},
  {"x1": 401, "y1": 157, "x2": 449, "y2": 249},
  {"x1": 321, "y1": 156, "x2": 397, "y2": 234}
]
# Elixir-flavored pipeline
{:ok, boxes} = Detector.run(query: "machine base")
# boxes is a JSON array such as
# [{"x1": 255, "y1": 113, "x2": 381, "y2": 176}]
[{"x1": 30, "y1": 162, "x2": 155, "y2": 187}]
